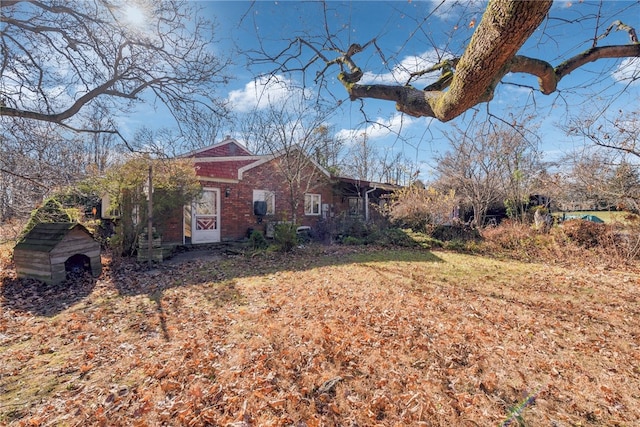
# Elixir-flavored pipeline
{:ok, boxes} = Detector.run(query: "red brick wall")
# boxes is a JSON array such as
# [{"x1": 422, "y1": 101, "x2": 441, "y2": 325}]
[
  {"x1": 195, "y1": 159, "x2": 256, "y2": 181},
  {"x1": 143, "y1": 150, "x2": 339, "y2": 243},
  {"x1": 209, "y1": 158, "x2": 334, "y2": 241}
]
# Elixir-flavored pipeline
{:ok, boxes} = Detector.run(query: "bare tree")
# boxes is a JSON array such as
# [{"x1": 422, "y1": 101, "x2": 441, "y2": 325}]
[
  {"x1": 561, "y1": 110, "x2": 639, "y2": 212},
  {"x1": 0, "y1": 0, "x2": 231, "y2": 139},
  {"x1": 379, "y1": 150, "x2": 419, "y2": 187},
  {"x1": 565, "y1": 110, "x2": 640, "y2": 159},
  {"x1": 240, "y1": 96, "x2": 334, "y2": 224},
  {"x1": 0, "y1": 121, "x2": 91, "y2": 221},
  {"x1": 248, "y1": 0, "x2": 638, "y2": 123},
  {"x1": 435, "y1": 120, "x2": 542, "y2": 226},
  {"x1": 559, "y1": 150, "x2": 640, "y2": 213},
  {"x1": 609, "y1": 161, "x2": 640, "y2": 213},
  {"x1": 84, "y1": 109, "x2": 117, "y2": 174},
  {"x1": 342, "y1": 133, "x2": 380, "y2": 182},
  {"x1": 310, "y1": 124, "x2": 344, "y2": 176},
  {"x1": 498, "y1": 124, "x2": 544, "y2": 222}
]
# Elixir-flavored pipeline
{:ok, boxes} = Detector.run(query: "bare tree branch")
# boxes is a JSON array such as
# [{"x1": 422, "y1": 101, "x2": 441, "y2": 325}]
[
  {"x1": 0, "y1": 0, "x2": 231, "y2": 136},
  {"x1": 256, "y1": 0, "x2": 638, "y2": 123}
]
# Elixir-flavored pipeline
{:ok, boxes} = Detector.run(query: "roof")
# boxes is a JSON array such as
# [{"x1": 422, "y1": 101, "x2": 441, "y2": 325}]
[
  {"x1": 333, "y1": 175, "x2": 402, "y2": 192},
  {"x1": 181, "y1": 139, "x2": 399, "y2": 187},
  {"x1": 238, "y1": 146, "x2": 331, "y2": 180},
  {"x1": 179, "y1": 137, "x2": 254, "y2": 158},
  {"x1": 184, "y1": 141, "x2": 332, "y2": 182},
  {"x1": 14, "y1": 222, "x2": 94, "y2": 253}
]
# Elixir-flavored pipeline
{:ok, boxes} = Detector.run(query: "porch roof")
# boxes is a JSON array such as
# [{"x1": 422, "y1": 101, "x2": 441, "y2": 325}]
[{"x1": 332, "y1": 176, "x2": 401, "y2": 192}]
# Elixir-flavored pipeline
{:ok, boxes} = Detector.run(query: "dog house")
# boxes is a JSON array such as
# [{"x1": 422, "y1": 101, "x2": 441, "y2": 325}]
[{"x1": 13, "y1": 223, "x2": 102, "y2": 284}]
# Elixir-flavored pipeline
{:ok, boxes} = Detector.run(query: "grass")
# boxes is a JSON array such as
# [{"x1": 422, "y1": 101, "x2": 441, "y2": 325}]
[
  {"x1": 1, "y1": 244, "x2": 639, "y2": 426},
  {"x1": 555, "y1": 210, "x2": 631, "y2": 223}
]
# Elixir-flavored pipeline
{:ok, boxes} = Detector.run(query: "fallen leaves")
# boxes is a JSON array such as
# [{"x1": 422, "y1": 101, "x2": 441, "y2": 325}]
[{"x1": 0, "y1": 246, "x2": 639, "y2": 426}]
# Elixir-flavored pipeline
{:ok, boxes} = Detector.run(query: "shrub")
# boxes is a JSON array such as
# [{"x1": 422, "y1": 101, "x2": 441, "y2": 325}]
[
  {"x1": 431, "y1": 224, "x2": 481, "y2": 242},
  {"x1": 479, "y1": 220, "x2": 562, "y2": 261},
  {"x1": 481, "y1": 220, "x2": 531, "y2": 251},
  {"x1": 373, "y1": 228, "x2": 420, "y2": 248},
  {"x1": 559, "y1": 220, "x2": 608, "y2": 248},
  {"x1": 274, "y1": 223, "x2": 298, "y2": 252},
  {"x1": 402, "y1": 229, "x2": 444, "y2": 249},
  {"x1": 334, "y1": 213, "x2": 369, "y2": 240},
  {"x1": 342, "y1": 236, "x2": 364, "y2": 246},
  {"x1": 443, "y1": 239, "x2": 467, "y2": 251},
  {"x1": 249, "y1": 230, "x2": 268, "y2": 250},
  {"x1": 384, "y1": 186, "x2": 458, "y2": 234},
  {"x1": 20, "y1": 197, "x2": 81, "y2": 239}
]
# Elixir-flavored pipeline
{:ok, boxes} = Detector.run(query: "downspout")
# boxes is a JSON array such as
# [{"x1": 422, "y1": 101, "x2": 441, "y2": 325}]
[{"x1": 365, "y1": 185, "x2": 377, "y2": 222}]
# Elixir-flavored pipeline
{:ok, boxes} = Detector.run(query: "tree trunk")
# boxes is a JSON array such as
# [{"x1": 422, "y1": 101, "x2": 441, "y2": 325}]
[{"x1": 434, "y1": 0, "x2": 552, "y2": 120}]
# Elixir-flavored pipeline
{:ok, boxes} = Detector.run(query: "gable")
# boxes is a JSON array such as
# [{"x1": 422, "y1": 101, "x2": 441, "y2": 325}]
[
  {"x1": 195, "y1": 158, "x2": 262, "y2": 181},
  {"x1": 238, "y1": 147, "x2": 331, "y2": 180},
  {"x1": 186, "y1": 138, "x2": 253, "y2": 158},
  {"x1": 184, "y1": 140, "x2": 332, "y2": 183}
]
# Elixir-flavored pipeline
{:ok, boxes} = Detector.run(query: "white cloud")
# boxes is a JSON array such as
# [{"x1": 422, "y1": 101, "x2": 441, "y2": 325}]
[
  {"x1": 227, "y1": 75, "x2": 307, "y2": 113},
  {"x1": 612, "y1": 57, "x2": 640, "y2": 85},
  {"x1": 360, "y1": 50, "x2": 451, "y2": 87},
  {"x1": 336, "y1": 113, "x2": 417, "y2": 143}
]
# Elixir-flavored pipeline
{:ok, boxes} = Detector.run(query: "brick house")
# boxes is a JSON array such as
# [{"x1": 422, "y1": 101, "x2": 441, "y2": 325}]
[{"x1": 150, "y1": 137, "x2": 398, "y2": 245}]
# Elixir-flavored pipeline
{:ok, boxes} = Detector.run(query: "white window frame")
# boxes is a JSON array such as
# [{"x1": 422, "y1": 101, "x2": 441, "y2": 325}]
[
  {"x1": 305, "y1": 193, "x2": 321, "y2": 216},
  {"x1": 253, "y1": 189, "x2": 275, "y2": 215}
]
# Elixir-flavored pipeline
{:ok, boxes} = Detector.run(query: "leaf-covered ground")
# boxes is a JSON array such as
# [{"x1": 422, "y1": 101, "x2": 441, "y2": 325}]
[{"x1": 1, "y1": 246, "x2": 639, "y2": 426}]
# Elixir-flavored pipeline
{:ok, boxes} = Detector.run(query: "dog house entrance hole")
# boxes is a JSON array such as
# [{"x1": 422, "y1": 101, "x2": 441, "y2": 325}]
[{"x1": 65, "y1": 254, "x2": 91, "y2": 278}]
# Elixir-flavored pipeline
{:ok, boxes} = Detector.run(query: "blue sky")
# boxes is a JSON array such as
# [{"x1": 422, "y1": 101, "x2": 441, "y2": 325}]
[{"x1": 125, "y1": 1, "x2": 640, "y2": 181}]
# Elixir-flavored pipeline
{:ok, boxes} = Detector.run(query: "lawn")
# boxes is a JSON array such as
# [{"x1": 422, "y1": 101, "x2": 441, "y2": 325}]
[
  {"x1": 1, "y1": 245, "x2": 639, "y2": 426},
  {"x1": 555, "y1": 210, "x2": 631, "y2": 223}
]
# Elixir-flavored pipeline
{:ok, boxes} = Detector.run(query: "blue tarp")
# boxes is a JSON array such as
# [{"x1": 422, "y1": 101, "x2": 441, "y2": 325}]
[
  {"x1": 564, "y1": 214, "x2": 605, "y2": 223},
  {"x1": 579, "y1": 214, "x2": 604, "y2": 223}
]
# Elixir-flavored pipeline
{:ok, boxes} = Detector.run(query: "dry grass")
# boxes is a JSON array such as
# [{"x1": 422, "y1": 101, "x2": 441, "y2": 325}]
[
  {"x1": 1, "y1": 244, "x2": 639, "y2": 426},
  {"x1": 479, "y1": 219, "x2": 640, "y2": 266}
]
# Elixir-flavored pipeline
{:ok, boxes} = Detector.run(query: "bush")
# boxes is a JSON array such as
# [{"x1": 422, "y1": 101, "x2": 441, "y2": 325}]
[
  {"x1": 21, "y1": 198, "x2": 78, "y2": 235},
  {"x1": 249, "y1": 230, "x2": 268, "y2": 250},
  {"x1": 481, "y1": 220, "x2": 531, "y2": 250},
  {"x1": 334, "y1": 214, "x2": 369, "y2": 240},
  {"x1": 384, "y1": 186, "x2": 458, "y2": 234},
  {"x1": 371, "y1": 228, "x2": 419, "y2": 248},
  {"x1": 443, "y1": 239, "x2": 467, "y2": 251},
  {"x1": 431, "y1": 224, "x2": 481, "y2": 242},
  {"x1": 479, "y1": 220, "x2": 561, "y2": 261},
  {"x1": 342, "y1": 236, "x2": 364, "y2": 246},
  {"x1": 402, "y1": 229, "x2": 444, "y2": 249},
  {"x1": 559, "y1": 220, "x2": 608, "y2": 249},
  {"x1": 274, "y1": 223, "x2": 298, "y2": 252}
]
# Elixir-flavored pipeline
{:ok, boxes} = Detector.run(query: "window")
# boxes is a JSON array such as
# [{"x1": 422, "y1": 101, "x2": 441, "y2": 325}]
[
  {"x1": 305, "y1": 193, "x2": 321, "y2": 215},
  {"x1": 348, "y1": 197, "x2": 363, "y2": 216},
  {"x1": 253, "y1": 190, "x2": 275, "y2": 215}
]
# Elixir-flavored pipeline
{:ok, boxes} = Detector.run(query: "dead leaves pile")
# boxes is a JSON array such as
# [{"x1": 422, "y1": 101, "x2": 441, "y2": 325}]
[{"x1": 1, "y1": 246, "x2": 639, "y2": 426}]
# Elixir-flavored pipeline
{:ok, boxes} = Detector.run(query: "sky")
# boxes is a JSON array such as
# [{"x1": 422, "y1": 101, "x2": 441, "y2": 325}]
[{"x1": 124, "y1": 0, "x2": 640, "y2": 182}]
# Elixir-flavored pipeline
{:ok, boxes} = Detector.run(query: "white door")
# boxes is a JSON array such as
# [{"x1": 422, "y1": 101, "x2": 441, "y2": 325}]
[{"x1": 192, "y1": 188, "x2": 220, "y2": 243}]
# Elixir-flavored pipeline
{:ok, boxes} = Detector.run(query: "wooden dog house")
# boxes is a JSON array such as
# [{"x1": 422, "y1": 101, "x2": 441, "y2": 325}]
[{"x1": 14, "y1": 223, "x2": 102, "y2": 284}]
